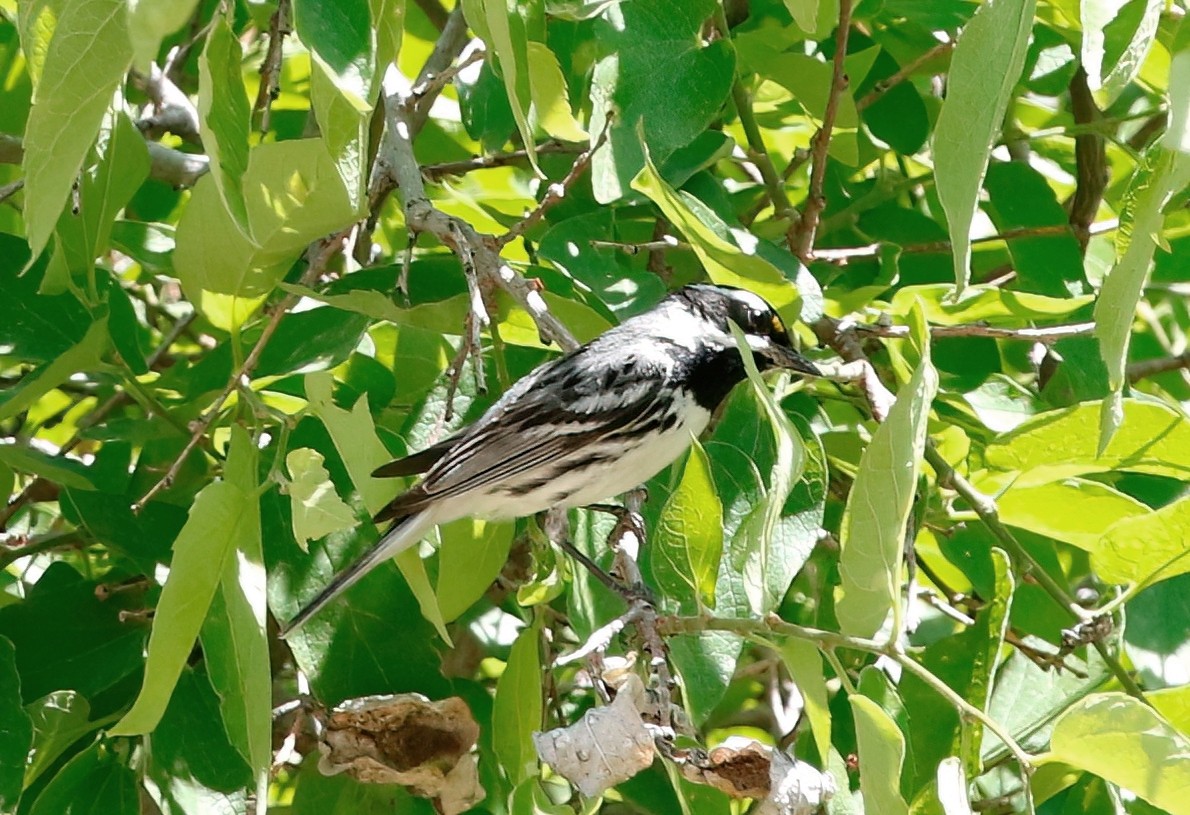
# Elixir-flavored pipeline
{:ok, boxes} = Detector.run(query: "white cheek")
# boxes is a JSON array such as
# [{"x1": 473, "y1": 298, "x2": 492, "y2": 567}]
[{"x1": 745, "y1": 335, "x2": 771, "y2": 354}]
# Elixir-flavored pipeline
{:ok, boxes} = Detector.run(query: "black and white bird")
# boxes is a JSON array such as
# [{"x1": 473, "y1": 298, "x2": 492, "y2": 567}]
[{"x1": 282, "y1": 284, "x2": 819, "y2": 635}]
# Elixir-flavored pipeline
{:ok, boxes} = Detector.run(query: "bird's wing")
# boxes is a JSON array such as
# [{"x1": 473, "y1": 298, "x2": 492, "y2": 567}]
[
  {"x1": 371, "y1": 436, "x2": 458, "y2": 478},
  {"x1": 399, "y1": 340, "x2": 674, "y2": 506}
]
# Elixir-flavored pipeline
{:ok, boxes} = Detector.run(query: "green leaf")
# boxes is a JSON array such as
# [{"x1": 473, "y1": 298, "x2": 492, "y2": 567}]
[
  {"x1": 285, "y1": 448, "x2": 358, "y2": 550},
  {"x1": 304, "y1": 371, "x2": 393, "y2": 516},
  {"x1": 933, "y1": 0, "x2": 1035, "y2": 293},
  {"x1": 289, "y1": 756, "x2": 420, "y2": 814},
  {"x1": 668, "y1": 631, "x2": 744, "y2": 728},
  {"x1": 836, "y1": 304, "x2": 938, "y2": 639},
  {"x1": 28, "y1": 741, "x2": 137, "y2": 815},
  {"x1": 850, "y1": 695, "x2": 909, "y2": 815},
  {"x1": 996, "y1": 479, "x2": 1149, "y2": 552},
  {"x1": 589, "y1": 0, "x2": 734, "y2": 202},
  {"x1": 1149, "y1": 684, "x2": 1190, "y2": 736},
  {"x1": 728, "y1": 324, "x2": 809, "y2": 615},
  {"x1": 983, "y1": 162, "x2": 1088, "y2": 298},
  {"x1": 957, "y1": 549, "x2": 1012, "y2": 777},
  {"x1": 150, "y1": 667, "x2": 252, "y2": 792},
  {"x1": 0, "y1": 636, "x2": 31, "y2": 812},
  {"x1": 173, "y1": 139, "x2": 357, "y2": 330},
  {"x1": 294, "y1": 0, "x2": 374, "y2": 103},
  {"x1": 1095, "y1": 146, "x2": 1190, "y2": 448},
  {"x1": 983, "y1": 649, "x2": 1111, "y2": 764},
  {"x1": 782, "y1": 0, "x2": 823, "y2": 36},
  {"x1": 126, "y1": 0, "x2": 201, "y2": 69},
  {"x1": 984, "y1": 400, "x2": 1190, "y2": 486},
  {"x1": 199, "y1": 427, "x2": 270, "y2": 811},
  {"x1": 0, "y1": 235, "x2": 90, "y2": 361},
  {"x1": 0, "y1": 563, "x2": 147, "y2": 703},
  {"x1": 197, "y1": 14, "x2": 252, "y2": 235},
  {"x1": 44, "y1": 112, "x2": 150, "y2": 293},
  {"x1": 462, "y1": 0, "x2": 540, "y2": 174},
  {"x1": 1081, "y1": 0, "x2": 1163, "y2": 105},
  {"x1": 525, "y1": 42, "x2": 587, "y2": 142},
  {"x1": 0, "y1": 315, "x2": 108, "y2": 422},
  {"x1": 24, "y1": 691, "x2": 100, "y2": 788},
  {"x1": 436, "y1": 518, "x2": 514, "y2": 622},
  {"x1": 631, "y1": 146, "x2": 803, "y2": 323},
  {"x1": 1094, "y1": 494, "x2": 1190, "y2": 586},
  {"x1": 492, "y1": 623, "x2": 542, "y2": 785},
  {"x1": 0, "y1": 444, "x2": 93, "y2": 490},
  {"x1": 304, "y1": 371, "x2": 448, "y2": 638},
  {"x1": 20, "y1": 0, "x2": 134, "y2": 258},
  {"x1": 1046, "y1": 693, "x2": 1190, "y2": 815},
  {"x1": 779, "y1": 639, "x2": 831, "y2": 763},
  {"x1": 751, "y1": 52, "x2": 859, "y2": 165},
  {"x1": 111, "y1": 443, "x2": 262, "y2": 735},
  {"x1": 890, "y1": 284, "x2": 1093, "y2": 326},
  {"x1": 652, "y1": 439, "x2": 723, "y2": 611}
]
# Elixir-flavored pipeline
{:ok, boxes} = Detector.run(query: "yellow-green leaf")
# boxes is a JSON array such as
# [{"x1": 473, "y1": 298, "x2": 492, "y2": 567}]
[
  {"x1": 630, "y1": 146, "x2": 801, "y2": 323},
  {"x1": 1046, "y1": 693, "x2": 1190, "y2": 815},
  {"x1": 653, "y1": 439, "x2": 723, "y2": 611},
  {"x1": 933, "y1": 0, "x2": 1035, "y2": 293},
  {"x1": 836, "y1": 303, "x2": 938, "y2": 639}
]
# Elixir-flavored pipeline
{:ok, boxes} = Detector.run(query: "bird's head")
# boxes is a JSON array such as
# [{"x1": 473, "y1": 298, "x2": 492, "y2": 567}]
[{"x1": 673, "y1": 284, "x2": 820, "y2": 377}]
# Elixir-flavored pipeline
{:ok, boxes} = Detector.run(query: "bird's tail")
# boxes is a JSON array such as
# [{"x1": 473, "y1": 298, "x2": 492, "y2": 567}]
[{"x1": 280, "y1": 510, "x2": 434, "y2": 638}]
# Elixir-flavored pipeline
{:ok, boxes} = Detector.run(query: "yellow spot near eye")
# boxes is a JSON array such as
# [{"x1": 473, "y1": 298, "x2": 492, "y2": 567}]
[{"x1": 771, "y1": 316, "x2": 787, "y2": 336}]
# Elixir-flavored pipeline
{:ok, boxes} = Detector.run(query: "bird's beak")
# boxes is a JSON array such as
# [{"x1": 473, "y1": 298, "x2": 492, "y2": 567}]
[{"x1": 761, "y1": 343, "x2": 820, "y2": 377}]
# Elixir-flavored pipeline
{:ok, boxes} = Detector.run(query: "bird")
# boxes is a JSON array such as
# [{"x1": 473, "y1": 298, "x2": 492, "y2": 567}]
[{"x1": 281, "y1": 284, "x2": 819, "y2": 635}]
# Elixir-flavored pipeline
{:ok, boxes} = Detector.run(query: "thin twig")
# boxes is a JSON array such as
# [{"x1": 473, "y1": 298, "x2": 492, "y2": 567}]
[
  {"x1": 375, "y1": 77, "x2": 579, "y2": 351},
  {"x1": 0, "y1": 310, "x2": 197, "y2": 530},
  {"x1": 0, "y1": 178, "x2": 23, "y2": 204},
  {"x1": 423, "y1": 142, "x2": 584, "y2": 180},
  {"x1": 712, "y1": 5, "x2": 795, "y2": 221},
  {"x1": 410, "y1": 48, "x2": 486, "y2": 104},
  {"x1": 498, "y1": 122, "x2": 611, "y2": 248},
  {"x1": 855, "y1": 39, "x2": 955, "y2": 111},
  {"x1": 132, "y1": 233, "x2": 350, "y2": 512},
  {"x1": 790, "y1": 0, "x2": 853, "y2": 261},
  {"x1": 659, "y1": 613, "x2": 1036, "y2": 773},
  {"x1": 814, "y1": 220, "x2": 1120, "y2": 262},
  {"x1": 853, "y1": 321, "x2": 1096, "y2": 344},
  {"x1": 922, "y1": 442, "x2": 1148, "y2": 702},
  {"x1": 254, "y1": 0, "x2": 292, "y2": 132},
  {"x1": 589, "y1": 237, "x2": 686, "y2": 255}
]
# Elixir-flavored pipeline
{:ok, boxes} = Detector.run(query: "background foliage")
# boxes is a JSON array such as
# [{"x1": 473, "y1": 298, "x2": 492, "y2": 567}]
[{"x1": 1, "y1": 0, "x2": 1189, "y2": 812}]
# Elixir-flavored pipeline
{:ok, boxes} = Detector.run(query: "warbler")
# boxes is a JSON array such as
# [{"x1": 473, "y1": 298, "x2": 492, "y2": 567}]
[{"x1": 283, "y1": 284, "x2": 818, "y2": 634}]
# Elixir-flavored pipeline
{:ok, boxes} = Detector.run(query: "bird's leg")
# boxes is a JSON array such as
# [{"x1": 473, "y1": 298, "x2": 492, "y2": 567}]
[{"x1": 540, "y1": 507, "x2": 651, "y2": 605}]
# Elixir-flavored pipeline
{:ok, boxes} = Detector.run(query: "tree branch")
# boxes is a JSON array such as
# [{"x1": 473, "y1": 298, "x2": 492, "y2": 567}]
[
  {"x1": 659, "y1": 613, "x2": 1036, "y2": 773},
  {"x1": 0, "y1": 133, "x2": 209, "y2": 189},
  {"x1": 922, "y1": 443, "x2": 1148, "y2": 702},
  {"x1": 254, "y1": 0, "x2": 293, "y2": 133},
  {"x1": 814, "y1": 220, "x2": 1119, "y2": 262},
  {"x1": 133, "y1": 63, "x2": 201, "y2": 144},
  {"x1": 1067, "y1": 67, "x2": 1108, "y2": 252},
  {"x1": 498, "y1": 123, "x2": 610, "y2": 248},
  {"x1": 1127, "y1": 351, "x2": 1190, "y2": 384},
  {"x1": 372, "y1": 59, "x2": 579, "y2": 351},
  {"x1": 790, "y1": 0, "x2": 853, "y2": 261}
]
